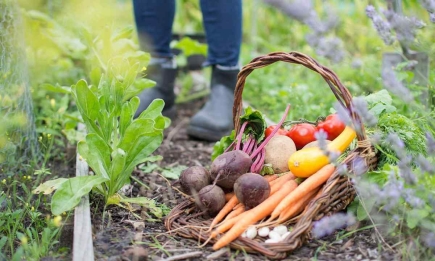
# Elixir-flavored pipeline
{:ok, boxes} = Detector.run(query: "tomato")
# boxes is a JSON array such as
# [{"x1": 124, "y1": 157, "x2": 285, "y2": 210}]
[
  {"x1": 316, "y1": 114, "x2": 346, "y2": 140},
  {"x1": 265, "y1": 125, "x2": 288, "y2": 137},
  {"x1": 286, "y1": 123, "x2": 317, "y2": 150}
]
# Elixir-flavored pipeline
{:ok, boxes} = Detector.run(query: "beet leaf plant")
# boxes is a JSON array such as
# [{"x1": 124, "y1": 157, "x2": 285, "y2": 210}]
[{"x1": 33, "y1": 61, "x2": 168, "y2": 215}]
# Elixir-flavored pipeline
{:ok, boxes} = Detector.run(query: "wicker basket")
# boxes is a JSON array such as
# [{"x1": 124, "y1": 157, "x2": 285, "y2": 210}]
[{"x1": 165, "y1": 52, "x2": 377, "y2": 259}]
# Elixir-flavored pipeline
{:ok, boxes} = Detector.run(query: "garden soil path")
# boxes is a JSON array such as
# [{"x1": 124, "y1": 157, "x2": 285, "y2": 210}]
[{"x1": 92, "y1": 98, "x2": 398, "y2": 261}]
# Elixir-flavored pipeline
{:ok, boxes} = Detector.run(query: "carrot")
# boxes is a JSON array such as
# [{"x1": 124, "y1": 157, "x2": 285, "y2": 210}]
[
  {"x1": 212, "y1": 180, "x2": 298, "y2": 250},
  {"x1": 268, "y1": 172, "x2": 295, "y2": 194},
  {"x1": 263, "y1": 174, "x2": 278, "y2": 182},
  {"x1": 208, "y1": 194, "x2": 239, "y2": 231},
  {"x1": 223, "y1": 205, "x2": 245, "y2": 221},
  {"x1": 269, "y1": 164, "x2": 335, "y2": 221},
  {"x1": 276, "y1": 187, "x2": 320, "y2": 223},
  {"x1": 225, "y1": 192, "x2": 235, "y2": 202},
  {"x1": 269, "y1": 172, "x2": 295, "y2": 186},
  {"x1": 211, "y1": 211, "x2": 247, "y2": 238},
  {"x1": 233, "y1": 202, "x2": 244, "y2": 210}
]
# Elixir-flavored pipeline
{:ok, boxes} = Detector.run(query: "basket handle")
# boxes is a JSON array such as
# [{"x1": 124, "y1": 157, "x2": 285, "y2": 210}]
[{"x1": 232, "y1": 51, "x2": 367, "y2": 142}]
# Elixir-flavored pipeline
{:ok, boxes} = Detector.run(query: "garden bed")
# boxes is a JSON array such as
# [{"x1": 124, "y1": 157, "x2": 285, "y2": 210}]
[{"x1": 88, "y1": 98, "x2": 398, "y2": 261}]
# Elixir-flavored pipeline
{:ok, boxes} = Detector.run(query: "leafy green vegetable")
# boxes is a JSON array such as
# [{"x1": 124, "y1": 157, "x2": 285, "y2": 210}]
[
  {"x1": 362, "y1": 90, "x2": 427, "y2": 169},
  {"x1": 34, "y1": 62, "x2": 168, "y2": 214},
  {"x1": 239, "y1": 107, "x2": 267, "y2": 142},
  {"x1": 375, "y1": 112, "x2": 427, "y2": 168},
  {"x1": 363, "y1": 89, "x2": 396, "y2": 117},
  {"x1": 51, "y1": 175, "x2": 107, "y2": 215},
  {"x1": 211, "y1": 107, "x2": 267, "y2": 161},
  {"x1": 211, "y1": 131, "x2": 236, "y2": 161}
]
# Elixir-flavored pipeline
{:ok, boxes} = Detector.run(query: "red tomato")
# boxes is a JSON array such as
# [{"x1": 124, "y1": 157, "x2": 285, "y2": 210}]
[
  {"x1": 286, "y1": 123, "x2": 317, "y2": 150},
  {"x1": 316, "y1": 114, "x2": 346, "y2": 140},
  {"x1": 265, "y1": 125, "x2": 288, "y2": 137}
]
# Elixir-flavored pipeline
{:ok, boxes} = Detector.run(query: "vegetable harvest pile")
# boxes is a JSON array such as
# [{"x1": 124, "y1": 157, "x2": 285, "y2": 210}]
[{"x1": 175, "y1": 104, "x2": 357, "y2": 250}]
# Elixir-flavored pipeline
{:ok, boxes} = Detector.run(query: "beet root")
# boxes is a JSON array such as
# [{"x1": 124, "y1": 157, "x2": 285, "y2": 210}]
[
  {"x1": 210, "y1": 150, "x2": 252, "y2": 189},
  {"x1": 179, "y1": 166, "x2": 211, "y2": 195},
  {"x1": 198, "y1": 185, "x2": 226, "y2": 216},
  {"x1": 234, "y1": 173, "x2": 270, "y2": 210}
]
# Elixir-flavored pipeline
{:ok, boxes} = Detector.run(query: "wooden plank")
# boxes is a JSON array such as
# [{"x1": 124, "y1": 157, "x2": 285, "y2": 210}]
[{"x1": 73, "y1": 124, "x2": 95, "y2": 261}]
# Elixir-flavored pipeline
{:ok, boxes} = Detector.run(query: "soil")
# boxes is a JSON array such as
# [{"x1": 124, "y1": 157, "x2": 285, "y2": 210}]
[{"x1": 90, "y1": 98, "x2": 399, "y2": 261}]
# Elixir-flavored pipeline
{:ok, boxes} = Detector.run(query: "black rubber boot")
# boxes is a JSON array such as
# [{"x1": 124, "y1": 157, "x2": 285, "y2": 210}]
[
  {"x1": 134, "y1": 64, "x2": 178, "y2": 119},
  {"x1": 187, "y1": 66, "x2": 239, "y2": 141}
]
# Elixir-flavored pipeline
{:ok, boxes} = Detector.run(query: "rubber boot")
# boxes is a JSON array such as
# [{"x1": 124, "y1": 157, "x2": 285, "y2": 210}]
[
  {"x1": 134, "y1": 64, "x2": 178, "y2": 119},
  {"x1": 187, "y1": 66, "x2": 239, "y2": 141}
]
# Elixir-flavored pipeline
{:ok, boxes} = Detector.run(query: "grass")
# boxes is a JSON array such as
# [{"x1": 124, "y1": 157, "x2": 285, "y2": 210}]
[{"x1": 0, "y1": 172, "x2": 68, "y2": 260}]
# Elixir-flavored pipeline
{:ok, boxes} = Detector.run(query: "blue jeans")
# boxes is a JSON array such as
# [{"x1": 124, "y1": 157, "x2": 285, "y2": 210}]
[{"x1": 132, "y1": 0, "x2": 242, "y2": 67}]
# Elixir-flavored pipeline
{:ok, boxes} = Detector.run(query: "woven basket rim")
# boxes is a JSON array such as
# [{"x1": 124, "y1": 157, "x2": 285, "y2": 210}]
[{"x1": 165, "y1": 51, "x2": 377, "y2": 260}]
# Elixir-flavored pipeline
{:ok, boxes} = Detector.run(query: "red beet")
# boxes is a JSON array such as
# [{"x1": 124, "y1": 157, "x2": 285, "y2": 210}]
[{"x1": 234, "y1": 173, "x2": 270, "y2": 210}]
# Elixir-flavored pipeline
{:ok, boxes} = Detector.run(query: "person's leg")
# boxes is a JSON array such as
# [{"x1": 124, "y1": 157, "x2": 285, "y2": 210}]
[
  {"x1": 132, "y1": 0, "x2": 178, "y2": 118},
  {"x1": 133, "y1": 0, "x2": 175, "y2": 58},
  {"x1": 200, "y1": 0, "x2": 242, "y2": 67},
  {"x1": 187, "y1": 0, "x2": 242, "y2": 141}
]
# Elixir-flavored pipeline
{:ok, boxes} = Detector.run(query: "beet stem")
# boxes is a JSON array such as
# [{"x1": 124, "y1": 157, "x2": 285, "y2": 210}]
[
  {"x1": 224, "y1": 140, "x2": 236, "y2": 153},
  {"x1": 250, "y1": 152, "x2": 262, "y2": 173},
  {"x1": 236, "y1": 121, "x2": 249, "y2": 151},
  {"x1": 243, "y1": 135, "x2": 255, "y2": 154},
  {"x1": 247, "y1": 137, "x2": 256, "y2": 155},
  {"x1": 253, "y1": 148, "x2": 266, "y2": 173},
  {"x1": 250, "y1": 104, "x2": 291, "y2": 159}
]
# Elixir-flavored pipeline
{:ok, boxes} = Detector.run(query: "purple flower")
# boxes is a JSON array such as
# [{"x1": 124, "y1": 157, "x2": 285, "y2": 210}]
[
  {"x1": 352, "y1": 97, "x2": 378, "y2": 127},
  {"x1": 312, "y1": 212, "x2": 356, "y2": 238},
  {"x1": 385, "y1": 11, "x2": 425, "y2": 44},
  {"x1": 381, "y1": 69, "x2": 414, "y2": 103},
  {"x1": 354, "y1": 176, "x2": 381, "y2": 199},
  {"x1": 380, "y1": 171, "x2": 403, "y2": 210},
  {"x1": 351, "y1": 59, "x2": 363, "y2": 69},
  {"x1": 314, "y1": 128, "x2": 340, "y2": 162},
  {"x1": 386, "y1": 133, "x2": 406, "y2": 158},
  {"x1": 370, "y1": 132, "x2": 383, "y2": 145},
  {"x1": 398, "y1": 156, "x2": 417, "y2": 185},
  {"x1": 426, "y1": 132, "x2": 435, "y2": 154},
  {"x1": 419, "y1": 0, "x2": 435, "y2": 13},
  {"x1": 422, "y1": 231, "x2": 435, "y2": 249},
  {"x1": 351, "y1": 156, "x2": 368, "y2": 176},
  {"x1": 416, "y1": 155, "x2": 435, "y2": 175},
  {"x1": 337, "y1": 164, "x2": 348, "y2": 176},
  {"x1": 430, "y1": 13, "x2": 435, "y2": 23},
  {"x1": 403, "y1": 189, "x2": 424, "y2": 208},
  {"x1": 366, "y1": 5, "x2": 394, "y2": 45},
  {"x1": 314, "y1": 37, "x2": 345, "y2": 63},
  {"x1": 315, "y1": 129, "x2": 328, "y2": 150},
  {"x1": 328, "y1": 150, "x2": 340, "y2": 163},
  {"x1": 263, "y1": 0, "x2": 313, "y2": 22},
  {"x1": 334, "y1": 102, "x2": 353, "y2": 126}
]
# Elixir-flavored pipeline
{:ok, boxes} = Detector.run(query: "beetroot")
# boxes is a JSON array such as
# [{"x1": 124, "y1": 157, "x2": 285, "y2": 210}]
[
  {"x1": 198, "y1": 185, "x2": 226, "y2": 216},
  {"x1": 234, "y1": 173, "x2": 270, "y2": 210},
  {"x1": 210, "y1": 150, "x2": 252, "y2": 189},
  {"x1": 179, "y1": 166, "x2": 211, "y2": 194}
]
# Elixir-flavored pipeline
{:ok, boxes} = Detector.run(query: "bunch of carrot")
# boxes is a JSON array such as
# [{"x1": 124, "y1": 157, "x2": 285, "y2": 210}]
[{"x1": 206, "y1": 164, "x2": 336, "y2": 250}]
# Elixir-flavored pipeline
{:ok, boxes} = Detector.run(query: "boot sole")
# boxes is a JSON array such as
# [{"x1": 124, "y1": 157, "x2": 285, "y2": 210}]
[{"x1": 186, "y1": 125, "x2": 231, "y2": 142}]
